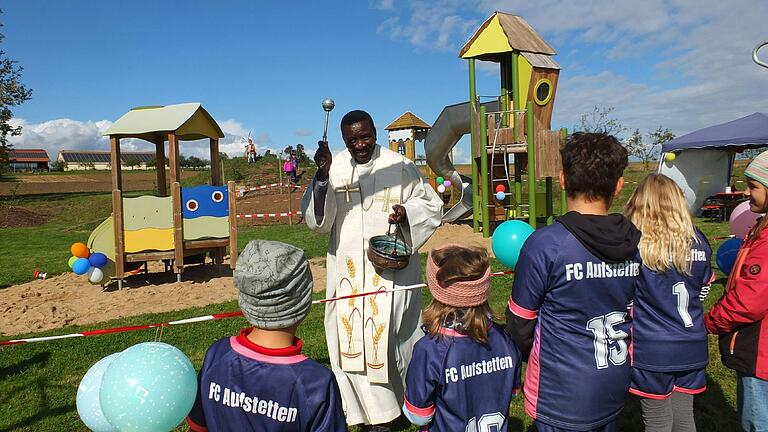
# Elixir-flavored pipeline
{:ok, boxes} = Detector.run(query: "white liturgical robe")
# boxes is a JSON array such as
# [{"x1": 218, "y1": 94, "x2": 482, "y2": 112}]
[{"x1": 301, "y1": 144, "x2": 442, "y2": 425}]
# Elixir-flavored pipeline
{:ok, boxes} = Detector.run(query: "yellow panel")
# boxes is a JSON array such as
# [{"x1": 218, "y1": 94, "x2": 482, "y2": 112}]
[
  {"x1": 517, "y1": 55, "x2": 533, "y2": 107},
  {"x1": 183, "y1": 216, "x2": 230, "y2": 240},
  {"x1": 176, "y1": 110, "x2": 222, "y2": 142},
  {"x1": 124, "y1": 228, "x2": 175, "y2": 253},
  {"x1": 461, "y1": 16, "x2": 512, "y2": 59}
]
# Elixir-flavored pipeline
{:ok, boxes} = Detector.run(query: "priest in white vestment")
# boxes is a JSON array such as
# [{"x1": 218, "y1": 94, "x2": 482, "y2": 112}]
[{"x1": 302, "y1": 110, "x2": 442, "y2": 429}]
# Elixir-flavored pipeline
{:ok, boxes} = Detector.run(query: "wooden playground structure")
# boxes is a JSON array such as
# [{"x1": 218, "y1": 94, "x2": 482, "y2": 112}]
[
  {"x1": 89, "y1": 103, "x2": 238, "y2": 289},
  {"x1": 462, "y1": 12, "x2": 567, "y2": 236}
]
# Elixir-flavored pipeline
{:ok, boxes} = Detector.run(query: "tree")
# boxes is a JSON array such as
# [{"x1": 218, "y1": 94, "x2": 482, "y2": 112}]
[
  {"x1": 576, "y1": 106, "x2": 625, "y2": 137},
  {"x1": 623, "y1": 126, "x2": 675, "y2": 171},
  {"x1": 296, "y1": 143, "x2": 310, "y2": 165},
  {"x1": 0, "y1": 11, "x2": 32, "y2": 172},
  {"x1": 124, "y1": 158, "x2": 143, "y2": 169},
  {"x1": 50, "y1": 159, "x2": 67, "y2": 171}
]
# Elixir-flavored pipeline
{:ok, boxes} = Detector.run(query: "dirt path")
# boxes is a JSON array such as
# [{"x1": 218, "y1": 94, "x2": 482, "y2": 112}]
[{"x1": 0, "y1": 224, "x2": 483, "y2": 337}]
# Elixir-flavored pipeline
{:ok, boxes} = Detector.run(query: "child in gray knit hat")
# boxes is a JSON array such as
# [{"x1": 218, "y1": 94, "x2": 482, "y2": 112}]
[{"x1": 186, "y1": 240, "x2": 346, "y2": 431}]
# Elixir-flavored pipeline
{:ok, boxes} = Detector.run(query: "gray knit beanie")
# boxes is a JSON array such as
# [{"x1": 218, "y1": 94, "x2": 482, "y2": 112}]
[{"x1": 234, "y1": 240, "x2": 313, "y2": 329}]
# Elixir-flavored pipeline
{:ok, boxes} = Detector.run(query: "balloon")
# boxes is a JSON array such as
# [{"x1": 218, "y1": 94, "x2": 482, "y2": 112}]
[
  {"x1": 71, "y1": 242, "x2": 90, "y2": 259},
  {"x1": 436, "y1": 176, "x2": 444, "y2": 185},
  {"x1": 665, "y1": 152, "x2": 676, "y2": 162},
  {"x1": 492, "y1": 220, "x2": 535, "y2": 269},
  {"x1": 100, "y1": 342, "x2": 198, "y2": 432},
  {"x1": 443, "y1": 180, "x2": 452, "y2": 188},
  {"x1": 716, "y1": 237, "x2": 743, "y2": 276},
  {"x1": 729, "y1": 201, "x2": 764, "y2": 238},
  {"x1": 77, "y1": 354, "x2": 121, "y2": 432},
  {"x1": 68, "y1": 256, "x2": 78, "y2": 269},
  {"x1": 89, "y1": 252, "x2": 108, "y2": 268},
  {"x1": 495, "y1": 191, "x2": 506, "y2": 201},
  {"x1": 437, "y1": 184, "x2": 446, "y2": 193},
  {"x1": 73, "y1": 258, "x2": 91, "y2": 275},
  {"x1": 495, "y1": 184, "x2": 506, "y2": 193},
  {"x1": 88, "y1": 267, "x2": 104, "y2": 284}
]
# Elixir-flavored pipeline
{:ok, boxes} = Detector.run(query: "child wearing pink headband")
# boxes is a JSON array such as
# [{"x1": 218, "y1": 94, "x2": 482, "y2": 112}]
[{"x1": 402, "y1": 244, "x2": 522, "y2": 431}]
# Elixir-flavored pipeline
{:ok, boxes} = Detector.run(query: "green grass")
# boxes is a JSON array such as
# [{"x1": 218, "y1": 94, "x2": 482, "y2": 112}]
[{"x1": 0, "y1": 161, "x2": 751, "y2": 431}]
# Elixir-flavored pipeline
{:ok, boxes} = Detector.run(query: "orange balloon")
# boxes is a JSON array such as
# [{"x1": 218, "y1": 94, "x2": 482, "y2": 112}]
[{"x1": 70, "y1": 242, "x2": 90, "y2": 258}]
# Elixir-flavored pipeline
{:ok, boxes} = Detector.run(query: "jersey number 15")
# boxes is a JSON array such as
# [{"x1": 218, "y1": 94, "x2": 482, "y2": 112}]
[{"x1": 587, "y1": 312, "x2": 628, "y2": 369}]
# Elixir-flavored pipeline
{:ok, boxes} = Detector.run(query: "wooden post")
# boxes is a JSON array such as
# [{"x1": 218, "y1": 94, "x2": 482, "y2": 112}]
[
  {"x1": 527, "y1": 101, "x2": 537, "y2": 228},
  {"x1": 168, "y1": 133, "x2": 180, "y2": 186},
  {"x1": 228, "y1": 181, "x2": 238, "y2": 269},
  {"x1": 112, "y1": 189, "x2": 125, "y2": 288},
  {"x1": 210, "y1": 138, "x2": 221, "y2": 186},
  {"x1": 546, "y1": 177, "x2": 554, "y2": 225},
  {"x1": 155, "y1": 138, "x2": 167, "y2": 196},
  {"x1": 110, "y1": 136, "x2": 122, "y2": 190},
  {"x1": 171, "y1": 182, "x2": 184, "y2": 279}
]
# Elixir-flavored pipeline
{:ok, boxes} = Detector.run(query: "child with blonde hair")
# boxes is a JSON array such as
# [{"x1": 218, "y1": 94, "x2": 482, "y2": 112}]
[
  {"x1": 402, "y1": 244, "x2": 522, "y2": 431},
  {"x1": 624, "y1": 174, "x2": 713, "y2": 432},
  {"x1": 706, "y1": 150, "x2": 768, "y2": 431}
]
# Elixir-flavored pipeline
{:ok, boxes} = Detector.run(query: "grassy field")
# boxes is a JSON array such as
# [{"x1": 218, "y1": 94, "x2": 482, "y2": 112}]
[{"x1": 0, "y1": 160, "x2": 750, "y2": 431}]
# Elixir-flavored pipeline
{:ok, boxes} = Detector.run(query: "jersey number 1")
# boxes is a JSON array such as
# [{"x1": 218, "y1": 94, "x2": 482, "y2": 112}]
[
  {"x1": 586, "y1": 312, "x2": 628, "y2": 369},
  {"x1": 672, "y1": 282, "x2": 694, "y2": 328}
]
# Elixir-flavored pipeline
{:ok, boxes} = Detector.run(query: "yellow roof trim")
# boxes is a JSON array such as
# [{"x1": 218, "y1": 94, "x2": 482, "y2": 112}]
[{"x1": 460, "y1": 15, "x2": 512, "y2": 59}]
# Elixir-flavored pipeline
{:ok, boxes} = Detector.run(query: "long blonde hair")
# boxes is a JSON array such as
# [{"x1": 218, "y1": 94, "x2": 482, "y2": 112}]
[{"x1": 624, "y1": 174, "x2": 697, "y2": 274}]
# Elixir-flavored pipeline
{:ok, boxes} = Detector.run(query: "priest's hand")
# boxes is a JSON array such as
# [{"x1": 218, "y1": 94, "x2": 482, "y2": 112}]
[
  {"x1": 389, "y1": 205, "x2": 407, "y2": 224},
  {"x1": 315, "y1": 140, "x2": 332, "y2": 182}
]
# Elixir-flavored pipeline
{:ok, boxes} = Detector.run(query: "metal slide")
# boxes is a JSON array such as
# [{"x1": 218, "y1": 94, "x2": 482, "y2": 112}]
[{"x1": 425, "y1": 100, "x2": 498, "y2": 222}]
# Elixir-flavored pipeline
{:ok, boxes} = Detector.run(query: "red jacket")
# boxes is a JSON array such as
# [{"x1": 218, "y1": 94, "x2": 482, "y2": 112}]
[{"x1": 704, "y1": 221, "x2": 768, "y2": 380}]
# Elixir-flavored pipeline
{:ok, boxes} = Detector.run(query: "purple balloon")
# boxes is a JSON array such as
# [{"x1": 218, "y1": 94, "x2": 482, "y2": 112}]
[
  {"x1": 729, "y1": 201, "x2": 764, "y2": 238},
  {"x1": 443, "y1": 180, "x2": 452, "y2": 188}
]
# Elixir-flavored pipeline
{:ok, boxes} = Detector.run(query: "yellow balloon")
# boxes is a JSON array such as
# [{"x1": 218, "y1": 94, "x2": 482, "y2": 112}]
[{"x1": 665, "y1": 152, "x2": 676, "y2": 162}]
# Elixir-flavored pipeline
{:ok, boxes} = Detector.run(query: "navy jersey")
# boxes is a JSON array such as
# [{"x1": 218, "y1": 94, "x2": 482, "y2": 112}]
[
  {"x1": 186, "y1": 329, "x2": 346, "y2": 432},
  {"x1": 631, "y1": 229, "x2": 714, "y2": 371},
  {"x1": 403, "y1": 324, "x2": 522, "y2": 431},
  {"x1": 508, "y1": 222, "x2": 640, "y2": 430}
]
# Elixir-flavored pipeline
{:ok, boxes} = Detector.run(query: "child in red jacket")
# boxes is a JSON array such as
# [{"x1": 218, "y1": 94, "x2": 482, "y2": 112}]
[{"x1": 705, "y1": 150, "x2": 768, "y2": 431}]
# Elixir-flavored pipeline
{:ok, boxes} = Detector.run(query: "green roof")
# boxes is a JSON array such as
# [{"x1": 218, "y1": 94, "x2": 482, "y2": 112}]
[{"x1": 104, "y1": 103, "x2": 224, "y2": 142}]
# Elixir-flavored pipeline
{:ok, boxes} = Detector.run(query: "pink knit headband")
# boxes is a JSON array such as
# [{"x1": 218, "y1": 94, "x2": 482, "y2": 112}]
[{"x1": 426, "y1": 245, "x2": 490, "y2": 308}]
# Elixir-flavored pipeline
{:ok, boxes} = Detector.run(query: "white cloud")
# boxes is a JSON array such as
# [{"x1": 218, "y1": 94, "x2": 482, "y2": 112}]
[
  {"x1": 294, "y1": 128, "x2": 312, "y2": 137},
  {"x1": 9, "y1": 117, "x2": 278, "y2": 162}
]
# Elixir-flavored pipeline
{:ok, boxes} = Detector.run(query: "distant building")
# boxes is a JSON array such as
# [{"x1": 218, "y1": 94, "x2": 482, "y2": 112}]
[
  {"x1": 384, "y1": 111, "x2": 431, "y2": 162},
  {"x1": 7, "y1": 149, "x2": 50, "y2": 171},
  {"x1": 57, "y1": 150, "x2": 155, "y2": 171}
]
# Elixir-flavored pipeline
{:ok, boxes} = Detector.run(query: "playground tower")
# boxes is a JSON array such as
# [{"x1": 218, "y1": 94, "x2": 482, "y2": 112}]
[
  {"x1": 461, "y1": 12, "x2": 566, "y2": 236},
  {"x1": 384, "y1": 111, "x2": 431, "y2": 162}
]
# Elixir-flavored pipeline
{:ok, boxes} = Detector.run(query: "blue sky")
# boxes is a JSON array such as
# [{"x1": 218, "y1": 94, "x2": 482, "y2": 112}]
[{"x1": 5, "y1": 0, "x2": 768, "y2": 162}]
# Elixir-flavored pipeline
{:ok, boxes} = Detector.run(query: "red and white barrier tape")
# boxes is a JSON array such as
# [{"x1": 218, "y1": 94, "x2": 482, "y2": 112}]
[
  {"x1": 237, "y1": 183, "x2": 306, "y2": 196},
  {"x1": 1, "y1": 271, "x2": 515, "y2": 346},
  {"x1": 236, "y1": 211, "x2": 303, "y2": 219}
]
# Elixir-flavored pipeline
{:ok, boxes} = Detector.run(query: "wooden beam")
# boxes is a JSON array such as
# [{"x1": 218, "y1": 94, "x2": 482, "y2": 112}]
[
  {"x1": 110, "y1": 137, "x2": 122, "y2": 190},
  {"x1": 227, "y1": 181, "x2": 238, "y2": 270},
  {"x1": 112, "y1": 189, "x2": 125, "y2": 283},
  {"x1": 171, "y1": 182, "x2": 184, "y2": 275},
  {"x1": 126, "y1": 251, "x2": 175, "y2": 262},
  {"x1": 185, "y1": 238, "x2": 231, "y2": 250},
  {"x1": 168, "y1": 133, "x2": 180, "y2": 185},
  {"x1": 155, "y1": 138, "x2": 167, "y2": 196},
  {"x1": 210, "y1": 138, "x2": 221, "y2": 186}
]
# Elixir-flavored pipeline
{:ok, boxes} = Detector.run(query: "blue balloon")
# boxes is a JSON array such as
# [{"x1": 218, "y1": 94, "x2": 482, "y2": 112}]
[
  {"x1": 77, "y1": 354, "x2": 121, "y2": 432},
  {"x1": 73, "y1": 258, "x2": 91, "y2": 275},
  {"x1": 100, "y1": 342, "x2": 198, "y2": 432},
  {"x1": 492, "y1": 220, "x2": 535, "y2": 269},
  {"x1": 495, "y1": 191, "x2": 506, "y2": 201},
  {"x1": 89, "y1": 252, "x2": 108, "y2": 268},
  {"x1": 716, "y1": 237, "x2": 743, "y2": 276}
]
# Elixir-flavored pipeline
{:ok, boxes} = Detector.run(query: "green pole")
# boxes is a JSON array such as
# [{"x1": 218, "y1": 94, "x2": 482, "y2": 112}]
[
  {"x1": 511, "y1": 52, "x2": 520, "y2": 138},
  {"x1": 560, "y1": 127, "x2": 568, "y2": 214},
  {"x1": 500, "y1": 58, "x2": 509, "y2": 128},
  {"x1": 527, "y1": 101, "x2": 536, "y2": 228},
  {"x1": 514, "y1": 157, "x2": 522, "y2": 218},
  {"x1": 469, "y1": 59, "x2": 480, "y2": 232},
  {"x1": 546, "y1": 177, "x2": 553, "y2": 225},
  {"x1": 480, "y1": 105, "x2": 490, "y2": 237}
]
